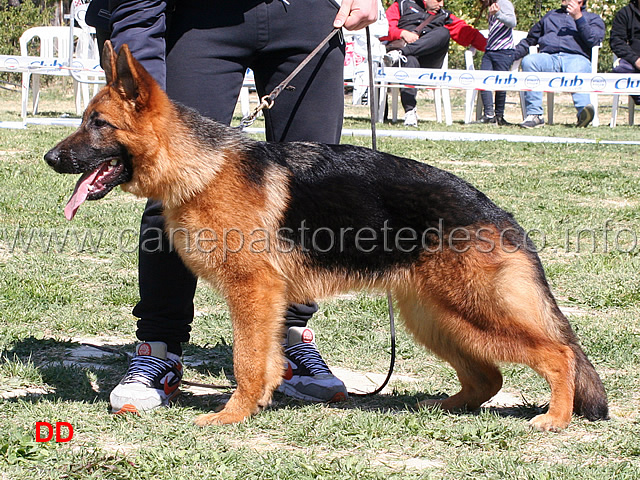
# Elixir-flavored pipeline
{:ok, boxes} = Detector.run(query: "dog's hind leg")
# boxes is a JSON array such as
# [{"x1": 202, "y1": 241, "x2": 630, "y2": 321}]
[
  {"x1": 517, "y1": 342, "x2": 576, "y2": 431},
  {"x1": 402, "y1": 245, "x2": 599, "y2": 431},
  {"x1": 418, "y1": 353, "x2": 503, "y2": 412},
  {"x1": 396, "y1": 295, "x2": 503, "y2": 412},
  {"x1": 195, "y1": 271, "x2": 287, "y2": 426}
]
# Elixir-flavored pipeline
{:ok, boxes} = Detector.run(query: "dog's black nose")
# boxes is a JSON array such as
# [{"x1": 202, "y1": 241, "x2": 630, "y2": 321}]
[{"x1": 44, "y1": 149, "x2": 59, "y2": 169}]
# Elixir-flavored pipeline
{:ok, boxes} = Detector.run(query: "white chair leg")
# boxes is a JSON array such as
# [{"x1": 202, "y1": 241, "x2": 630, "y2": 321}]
[
  {"x1": 442, "y1": 88, "x2": 452, "y2": 125},
  {"x1": 434, "y1": 88, "x2": 443, "y2": 123},
  {"x1": 591, "y1": 92, "x2": 599, "y2": 127},
  {"x1": 74, "y1": 80, "x2": 82, "y2": 115},
  {"x1": 464, "y1": 89, "x2": 476, "y2": 124},
  {"x1": 376, "y1": 85, "x2": 386, "y2": 123},
  {"x1": 32, "y1": 74, "x2": 41, "y2": 115},
  {"x1": 80, "y1": 81, "x2": 91, "y2": 113},
  {"x1": 239, "y1": 86, "x2": 250, "y2": 117},
  {"x1": 519, "y1": 91, "x2": 527, "y2": 120},
  {"x1": 610, "y1": 94, "x2": 619, "y2": 128},
  {"x1": 21, "y1": 72, "x2": 30, "y2": 119},
  {"x1": 475, "y1": 94, "x2": 483, "y2": 121},
  {"x1": 391, "y1": 87, "x2": 399, "y2": 123},
  {"x1": 546, "y1": 92, "x2": 554, "y2": 125}
]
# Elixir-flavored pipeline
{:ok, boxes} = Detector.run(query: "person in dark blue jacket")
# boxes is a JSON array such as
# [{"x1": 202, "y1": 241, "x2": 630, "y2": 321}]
[
  {"x1": 610, "y1": 0, "x2": 640, "y2": 105},
  {"x1": 85, "y1": 0, "x2": 378, "y2": 415},
  {"x1": 513, "y1": 0, "x2": 605, "y2": 129}
]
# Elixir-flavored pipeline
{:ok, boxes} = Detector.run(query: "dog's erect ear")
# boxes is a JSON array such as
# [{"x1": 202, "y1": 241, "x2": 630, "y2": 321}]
[
  {"x1": 113, "y1": 44, "x2": 155, "y2": 109},
  {"x1": 101, "y1": 40, "x2": 117, "y2": 84}
]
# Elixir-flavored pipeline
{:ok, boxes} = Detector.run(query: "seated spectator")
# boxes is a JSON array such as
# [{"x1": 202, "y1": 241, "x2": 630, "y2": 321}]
[
  {"x1": 610, "y1": 0, "x2": 640, "y2": 105},
  {"x1": 382, "y1": 0, "x2": 486, "y2": 126},
  {"x1": 514, "y1": 0, "x2": 604, "y2": 129},
  {"x1": 476, "y1": 0, "x2": 517, "y2": 126}
]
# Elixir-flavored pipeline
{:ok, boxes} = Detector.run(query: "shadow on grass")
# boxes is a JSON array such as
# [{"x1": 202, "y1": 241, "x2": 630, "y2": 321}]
[{"x1": 2, "y1": 336, "x2": 546, "y2": 422}]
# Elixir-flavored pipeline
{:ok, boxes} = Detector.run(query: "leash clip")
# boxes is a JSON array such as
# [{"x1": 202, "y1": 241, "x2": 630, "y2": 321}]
[
  {"x1": 259, "y1": 95, "x2": 275, "y2": 110},
  {"x1": 238, "y1": 95, "x2": 275, "y2": 130}
]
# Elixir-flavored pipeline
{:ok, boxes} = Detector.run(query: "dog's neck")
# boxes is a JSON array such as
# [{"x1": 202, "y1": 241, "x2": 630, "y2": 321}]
[{"x1": 123, "y1": 102, "x2": 246, "y2": 209}]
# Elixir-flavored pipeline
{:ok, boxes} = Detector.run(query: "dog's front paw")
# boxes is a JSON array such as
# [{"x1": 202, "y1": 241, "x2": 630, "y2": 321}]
[
  {"x1": 194, "y1": 408, "x2": 251, "y2": 426},
  {"x1": 529, "y1": 413, "x2": 570, "y2": 432}
]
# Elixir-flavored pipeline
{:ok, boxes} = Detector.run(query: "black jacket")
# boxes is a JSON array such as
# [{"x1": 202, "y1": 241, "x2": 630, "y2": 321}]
[
  {"x1": 396, "y1": 0, "x2": 451, "y2": 35},
  {"x1": 610, "y1": 0, "x2": 640, "y2": 66},
  {"x1": 86, "y1": 0, "x2": 111, "y2": 32}
]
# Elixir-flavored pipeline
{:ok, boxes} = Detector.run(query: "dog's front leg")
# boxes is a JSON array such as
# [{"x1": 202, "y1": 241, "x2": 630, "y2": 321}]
[{"x1": 195, "y1": 272, "x2": 287, "y2": 426}]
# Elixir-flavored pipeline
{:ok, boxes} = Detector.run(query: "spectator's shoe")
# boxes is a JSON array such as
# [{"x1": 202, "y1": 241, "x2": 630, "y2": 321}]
[
  {"x1": 472, "y1": 115, "x2": 496, "y2": 124},
  {"x1": 632, "y1": 95, "x2": 640, "y2": 106},
  {"x1": 496, "y1": 116, "x2": 512, "y2": 126},
  {"x1": 277, "y1": 327, "x2": 348, "y2": 403},
  {"x1": 404, "y1": 108, "x2": 418, "y2": 127},
  {"x1": 520, "y1": 114, "x2": 545, "y2": 129},
  {"x1": 110, "y1": 342, "x2": 183, "y2": 414},
  {"x1": 383, "y1": 50, "x2": 407, "y2": 67},
  {"x1": 576, "y1": 104, "x2": 595, "y2": 127}
]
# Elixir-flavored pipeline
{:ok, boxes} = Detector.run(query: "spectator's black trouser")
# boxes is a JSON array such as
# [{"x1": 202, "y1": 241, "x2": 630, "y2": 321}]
[{"x1": 399, "y1": 26, "x2": 450, "y2": 112}]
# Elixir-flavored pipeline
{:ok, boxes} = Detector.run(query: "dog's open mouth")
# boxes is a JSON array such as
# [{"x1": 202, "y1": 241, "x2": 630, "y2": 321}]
[{"x1": 65, "y1": 159, "x2": 126, "y2": 220}]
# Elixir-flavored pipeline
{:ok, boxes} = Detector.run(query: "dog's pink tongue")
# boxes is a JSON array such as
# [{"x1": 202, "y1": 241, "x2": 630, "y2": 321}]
[{"x1": 64, "y1": 168, "x2": 102, "y2": 220}]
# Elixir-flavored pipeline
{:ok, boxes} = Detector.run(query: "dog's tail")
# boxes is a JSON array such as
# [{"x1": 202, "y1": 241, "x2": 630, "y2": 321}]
[{"x1": 570, "y1": 340, "x2": 609, "y2": 420}]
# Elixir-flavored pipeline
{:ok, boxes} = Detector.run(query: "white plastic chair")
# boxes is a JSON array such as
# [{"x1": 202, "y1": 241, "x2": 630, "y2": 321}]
[
  {"x1": 464, "y1": 30, "x2": 528, "y2": 123},
  {"x1": 610, "y1": 55, "x2": 636, "y2": 127},
  {"x1": 72, "y1": 2, "x2": 103, "y2": 111},
  {"x1": 20, "y1": 26, "x2": 84, "y2": 118}
]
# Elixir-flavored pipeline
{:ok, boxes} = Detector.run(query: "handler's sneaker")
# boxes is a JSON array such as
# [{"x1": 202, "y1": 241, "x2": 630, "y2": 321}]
[
  {"x1": 520, "y1": 114, "x2": 545, "y2": 129},
  {"x1": 110, "y1": 342, "x2": 183, "y2": 414},
  {"x1": 404, "y1": 108, "x2": 418, "y2": 127},
  {"x1": 576, "y1": 104, "x2": 595, "y2": 127},
  {"x1": 277, "y1": 327, "x2": 348, "y2": 403}
]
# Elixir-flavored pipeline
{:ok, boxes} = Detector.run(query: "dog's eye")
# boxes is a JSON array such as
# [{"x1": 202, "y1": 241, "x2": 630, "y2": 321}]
[{"x1": 93, "y1": 118, "x2": 109, "y2": 128}]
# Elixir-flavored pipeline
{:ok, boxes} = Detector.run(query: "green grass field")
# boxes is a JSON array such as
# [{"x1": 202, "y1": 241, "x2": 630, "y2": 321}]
[{"x1": 1, "y1": 84, "x2": 639, "y2": 479}]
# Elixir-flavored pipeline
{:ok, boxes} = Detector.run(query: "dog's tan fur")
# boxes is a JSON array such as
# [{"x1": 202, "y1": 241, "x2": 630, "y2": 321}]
[{"x1": 45, "y1": 42, "x2": 608, "y2": 431}]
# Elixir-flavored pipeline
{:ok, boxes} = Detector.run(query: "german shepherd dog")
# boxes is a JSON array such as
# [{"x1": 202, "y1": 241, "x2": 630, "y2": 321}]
[{"x1": 45, "y1": 41, "x2": 608, "y2": 431}]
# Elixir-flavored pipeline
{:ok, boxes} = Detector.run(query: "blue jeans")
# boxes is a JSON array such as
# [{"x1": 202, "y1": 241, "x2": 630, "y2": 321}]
[
  {"x1": 480, "y1": 49, "x2": 514, "y2": 117},
  {"x1": 521, "y1": 52, "x2": 592, "y2": 116}
]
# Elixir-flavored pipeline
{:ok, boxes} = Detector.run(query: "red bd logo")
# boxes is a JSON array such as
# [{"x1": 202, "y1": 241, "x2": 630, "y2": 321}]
[
  {"x1": 36, "y1": 422, "x2": 73, "y2": 443},
  {"x1": 301, "y1": 329, "x2": 314, "y2": 343},
  {"x1": 138, "y1": 342, "x2": 152, "y2": 355}
]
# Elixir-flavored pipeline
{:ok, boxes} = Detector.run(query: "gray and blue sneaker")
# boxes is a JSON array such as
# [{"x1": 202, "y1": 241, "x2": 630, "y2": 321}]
[
  {"x1": 277, "y1": 327, "x2": 348, "y2": 403},
  {"x1": 110, "y1": 341, "x2": 183, "y2": 414}
]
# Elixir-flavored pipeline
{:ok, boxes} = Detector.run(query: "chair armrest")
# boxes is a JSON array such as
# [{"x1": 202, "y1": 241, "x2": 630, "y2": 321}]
[{"x1": 591, "y1": 44, "x2": 601, "y2": 74}]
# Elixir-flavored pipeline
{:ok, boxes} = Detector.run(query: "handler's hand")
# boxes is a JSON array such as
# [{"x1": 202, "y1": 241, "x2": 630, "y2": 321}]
[
  {"x1": 488, "y1": 3, "x2": 500, "y2": 16},
  {"x1": 333, "y1": 0, "x2": 378, "y2": 31}
]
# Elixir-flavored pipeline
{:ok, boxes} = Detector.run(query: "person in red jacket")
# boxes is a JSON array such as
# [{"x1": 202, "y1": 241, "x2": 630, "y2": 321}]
[{"x1": 382, "y1": 0, "x2": 486, "y2": 126}]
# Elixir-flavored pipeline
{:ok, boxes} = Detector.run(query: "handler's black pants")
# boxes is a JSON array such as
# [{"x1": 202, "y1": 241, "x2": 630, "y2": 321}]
[{"x1": 110, "y1": 0, "x2": 345, "y2": 355}]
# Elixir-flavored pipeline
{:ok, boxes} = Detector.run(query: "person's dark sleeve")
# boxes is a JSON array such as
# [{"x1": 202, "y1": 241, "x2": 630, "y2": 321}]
[{"x1": 108, "y1": 0, "x2": 167, "y2": 89}]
